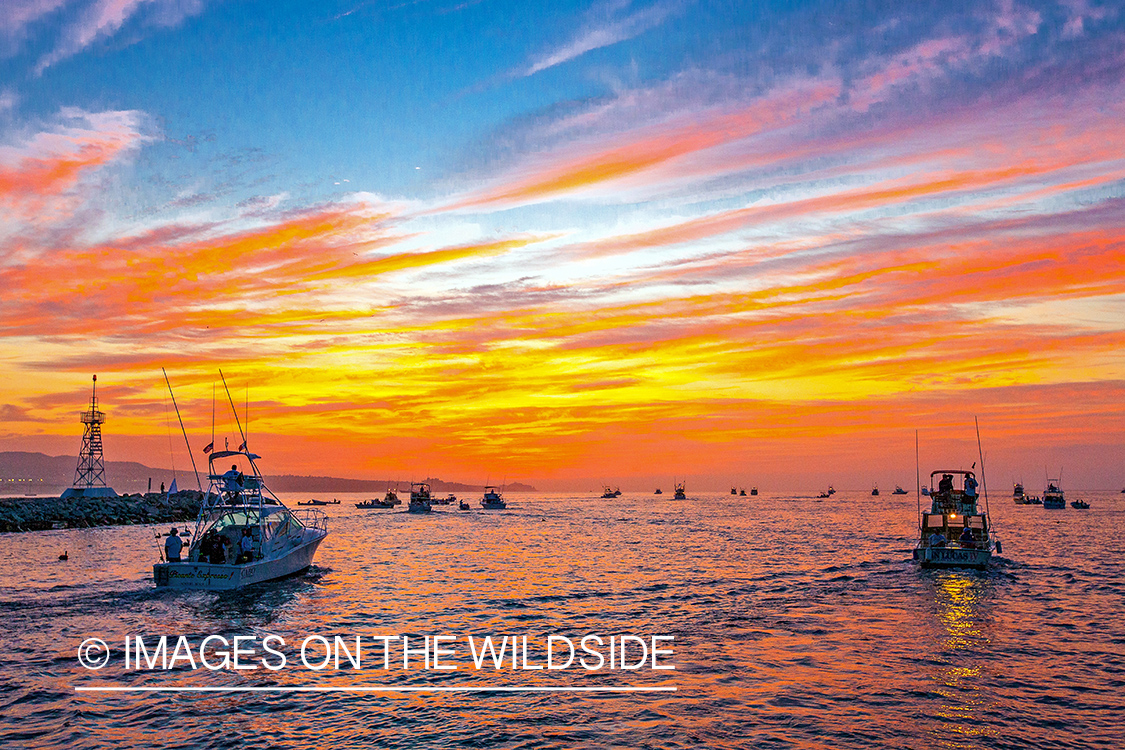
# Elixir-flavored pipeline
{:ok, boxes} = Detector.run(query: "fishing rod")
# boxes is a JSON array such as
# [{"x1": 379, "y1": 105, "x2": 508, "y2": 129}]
[
  {"x1": 162, "y1": 368, "x2": 203, "y2": 492},
  {"x1": 218, "y1": 369, "x2": 247, "y2": 449}
]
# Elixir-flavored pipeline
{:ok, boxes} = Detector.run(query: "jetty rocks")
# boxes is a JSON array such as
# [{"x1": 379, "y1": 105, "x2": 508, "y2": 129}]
[{"x1": 0, "y1": 490, "x2": 204, "y2": 533}]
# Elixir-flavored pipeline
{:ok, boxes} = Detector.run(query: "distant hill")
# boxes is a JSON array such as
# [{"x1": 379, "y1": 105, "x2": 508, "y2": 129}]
[{"x1": 0, "y1": 451, "x2": 535, "y2": 495}]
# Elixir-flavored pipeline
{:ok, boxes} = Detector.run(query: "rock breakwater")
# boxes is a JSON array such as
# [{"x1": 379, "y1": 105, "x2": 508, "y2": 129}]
[{"x1": 0, "y1": 491, "x2": 203, "y2": 533}]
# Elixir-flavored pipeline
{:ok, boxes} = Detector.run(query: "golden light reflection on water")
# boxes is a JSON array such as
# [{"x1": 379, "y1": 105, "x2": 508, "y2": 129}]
[{"x1": 928, "y1": 573, "x2": 996, "y2": 749}]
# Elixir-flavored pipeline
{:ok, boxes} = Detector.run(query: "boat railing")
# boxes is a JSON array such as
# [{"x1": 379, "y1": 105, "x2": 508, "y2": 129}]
[{"x1": 292, "y1": 508, "x2": 329, "y2": 534}]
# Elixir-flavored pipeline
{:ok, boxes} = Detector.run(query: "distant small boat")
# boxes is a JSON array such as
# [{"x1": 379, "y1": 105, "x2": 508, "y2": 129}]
[
  {"x1": 601, "y1": 486, "x2": 621, "y2": 499},
  {"x1": 921, "y1": 486, "x2": 930, "y2": 496},
  {"x1": 730, "y1": 487, "x2": 737, "y2": 495},
  {"x1": 750, "y1": 486, "x2": 758, "y2": 496},
  {"x1": 817, "y1": 485, "x2": 835, "y2": 499},
  {"x1": 431, "y1": 493, "x2": 453, "y2": 506},
  {"x1": 480, "y1": 485, "x2": 506, "y2": 509},
  {"x1": 298, "y1": 498, "x2": 337, "y2": 506},
  {"x1": 673, "y1": 482, "x2": 686, "y2": 500},
  {"x1": 459, "y1": 499, "x2": 470, "y2": 510},
  {"x1": 1013, "y1": 482, "x2": 1040, "y2": 505},
  {"x1": 739, "y1": 487, "x2": 747, "y2": 496},
  {"x1": 408, "y1": 482, "x2": 432, "y2": 513},
  {"x1": 654, "y1": 488, "x2": 662, "y2": 495},
  {"x1": 1070, "y1": 499, "x2": 1089, "y2": 509},
  {"x1": 871, "y1": 484, "x2": 880, "y2": 496},
  {"x1": 892, "y1": 485, "x2": 908, "y2": 495}
]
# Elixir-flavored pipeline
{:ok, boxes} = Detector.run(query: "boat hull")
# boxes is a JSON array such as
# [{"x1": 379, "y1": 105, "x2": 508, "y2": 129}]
[
  {"x1": 913, "y1": 545, "x2": 992, "y2": 569},
  {"x1": 154, "y1": 535, "x2": 325, "y2": 590}
]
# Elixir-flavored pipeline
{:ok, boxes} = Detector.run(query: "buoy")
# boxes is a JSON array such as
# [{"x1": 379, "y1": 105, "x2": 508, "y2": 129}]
[{"x1": 58, "y1": 551, "x2": 68, "y2": 561}]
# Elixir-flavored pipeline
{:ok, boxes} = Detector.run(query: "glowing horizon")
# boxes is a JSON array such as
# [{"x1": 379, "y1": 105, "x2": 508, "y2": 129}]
[{"x1": 1, "y1": 1, "x2": 1123, "y2": 490}]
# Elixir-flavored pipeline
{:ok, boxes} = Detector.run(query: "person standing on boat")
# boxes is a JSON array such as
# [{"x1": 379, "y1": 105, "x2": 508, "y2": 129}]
[
  {"x1": 164, "y1": 528, "x2": 183, "y2": 563},
  {"x1": 938, "y1": 474, "x2": 954, "y2": 495},
  {"x1": 964, "y1": 474, "x2": 979, "y2": 499},
  {"x1": 209, "y1": 532, "x2": 227, "y2": 564},
  {"x1": 222, "y1": 464, "x2": 244, "y2": 503},
  {"x1": 238, "y1": 529, "x2": 254, "y2": 564}
]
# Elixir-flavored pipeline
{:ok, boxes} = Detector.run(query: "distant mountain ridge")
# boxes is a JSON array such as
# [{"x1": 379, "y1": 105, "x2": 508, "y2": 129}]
[{"x1": 0, "y1": 451, "x2": 535, "y2": 495}]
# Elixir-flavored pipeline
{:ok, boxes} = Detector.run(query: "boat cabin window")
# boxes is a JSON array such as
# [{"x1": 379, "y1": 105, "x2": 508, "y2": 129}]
[
  {"x1": 946, "y1": 516, "x2": 965, "y2": 531},
  {"x1": 263, "y1": 510, "x2": 296, "y2": 540},
  {"x1": 924, "y1": 514, "x2": 945, "y2": 530},
  {"x1": 967, "y1": 516, "x2": 985, "y2": 530}
]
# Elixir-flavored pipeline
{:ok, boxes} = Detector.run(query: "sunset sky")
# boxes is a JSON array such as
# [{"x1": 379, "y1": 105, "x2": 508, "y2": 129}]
[{"x1": 1, "y1": 0, "x2": 1123, "y2": 490}]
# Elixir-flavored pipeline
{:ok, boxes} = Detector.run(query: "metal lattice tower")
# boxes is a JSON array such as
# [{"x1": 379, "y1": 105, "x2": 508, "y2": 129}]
[{"x1": 73, "y1": 374, "x2": 107, "y2": 489}]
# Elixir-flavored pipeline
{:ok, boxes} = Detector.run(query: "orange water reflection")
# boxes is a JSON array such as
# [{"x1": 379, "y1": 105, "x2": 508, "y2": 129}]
[{"x1": 926, "y1": 573, "x2": 996, "y2": 749}]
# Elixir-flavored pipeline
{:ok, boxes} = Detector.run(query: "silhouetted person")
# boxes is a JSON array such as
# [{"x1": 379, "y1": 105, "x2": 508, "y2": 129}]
[{"x1": 165, "y1": 528, "x2": 183, "y2": 562}]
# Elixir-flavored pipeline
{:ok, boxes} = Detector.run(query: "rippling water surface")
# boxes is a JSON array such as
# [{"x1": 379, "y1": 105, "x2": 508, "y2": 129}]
[{"x1": 2, "y1": 490, "x2": 1123, "y2": 749}]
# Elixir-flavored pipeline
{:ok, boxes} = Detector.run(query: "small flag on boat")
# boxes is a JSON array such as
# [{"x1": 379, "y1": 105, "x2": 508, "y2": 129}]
[
  {"x1": 238, "y1": 440, "x2": 247, "y2": 452},
  {"x1": 168, "y1": 478, "x2": 177, "y2": 495},
  {"x1": 203, "y1": 442, "x2": 213, "y2": 453}
]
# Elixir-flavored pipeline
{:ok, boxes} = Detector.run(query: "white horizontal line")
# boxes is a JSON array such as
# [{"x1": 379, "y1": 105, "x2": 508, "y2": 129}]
[{"x1": 75, "y1": 685, "x2": 678, "y2": 693}]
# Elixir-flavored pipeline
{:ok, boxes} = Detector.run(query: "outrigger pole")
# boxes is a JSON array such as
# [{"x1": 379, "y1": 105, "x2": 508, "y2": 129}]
[
  {"x1": 162, "y1": 368, "x2": 203, "y2": 492},
  {"x1": 975, "y1": 416, "x2": 990, "y2": 518},
  {"x1": 218, "y1": 369, "x2": 247, "y2": 449},
  {"x1": 915, "y1": 429, "x2": 921, "y2": 529}
]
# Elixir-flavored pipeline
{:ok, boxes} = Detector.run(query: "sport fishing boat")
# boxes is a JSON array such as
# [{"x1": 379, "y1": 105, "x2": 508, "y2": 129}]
[
  {"x1": 913, "y1": 469, "x2": 999, "y2": 569},
  {"x1": 459, "y1": 499, "x2": 470, "y2": 510},
  {"x1": 673, "y1": 482, "x2": 686, "y2": 500},
  {"x1": 408, "y1": 482, "x2": 432, "y2": 513},
  {"x1": 153, "y1": 449, "x2": 328, "y2": 590},
  {"x1": 1070, "y1": 499, "x2": 1090, "y2": 509},
  {"x1": 750, "y1": 486, "x2": 758, "y2": 496},
  {"x1": 1043, "y1": 478, "x2": 1065, "y2": 509},
  {"x1": 892, "y1": 485, "x2": 909, "y2": 495},
  {"x1": 739, "y1": 487, "x2": 747, "y2": 496},
  {"x1": 871, "y1": 484, "x2": 880, "y2": 496},
  {"x1": 600, "y1": 486, "x2": 621, "y2": 498},
  {"x1": 731, "y1": 487, "x2": 738, "y2": 495},
  {"x1": 654, "y1": 488, "x2": 662, "y2": 495},
  {"x1": 356, "y1": 488, "x2": 399, "y2": 509},
  {"x1": 480, "y1": 485, "x2": 506, "y2": 509}
]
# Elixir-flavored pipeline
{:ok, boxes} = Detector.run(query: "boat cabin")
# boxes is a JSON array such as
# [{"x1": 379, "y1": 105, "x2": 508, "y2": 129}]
[
  {"x1": 920, "y1": 510, "x2": 989, "y2": 549},
  {"x1": 188, "y1": 505, "x2": 307, "y2": 564}
]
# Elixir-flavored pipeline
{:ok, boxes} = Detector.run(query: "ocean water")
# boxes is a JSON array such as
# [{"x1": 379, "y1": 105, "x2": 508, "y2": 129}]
[{"x1": 1, "y1": 489, "x2": 1123, "y2": 749}]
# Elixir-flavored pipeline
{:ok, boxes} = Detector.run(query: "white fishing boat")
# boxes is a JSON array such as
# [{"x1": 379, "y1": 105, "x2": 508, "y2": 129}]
[
  {"x1": 892, "y1": 485, "x2": 909, "y2": 495},
  {"x1": 1043, "y1": 476, "x2": 1065, "y2": 509},
  {"x1": 408, "y1": 482, "x2": 432, "y2": 513},
  {"x1": 912, "y1": 469, "x2": 999, "y2": 569},
  {"x1": 356, "y1": 488, "x2": 397, "y2": 509},
  {"x1": 673, "y1": 481, "x2": 686, "y2": 500},
  {"x1": 480, "y1": 485, "x2": 506, "y2": 509},
  {"x1": 153, "y1": 449, "x2": 328, "y2": 590},
  {"x1": 1013, "y1": 481, "x2": 1040, "y2": 505}
]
